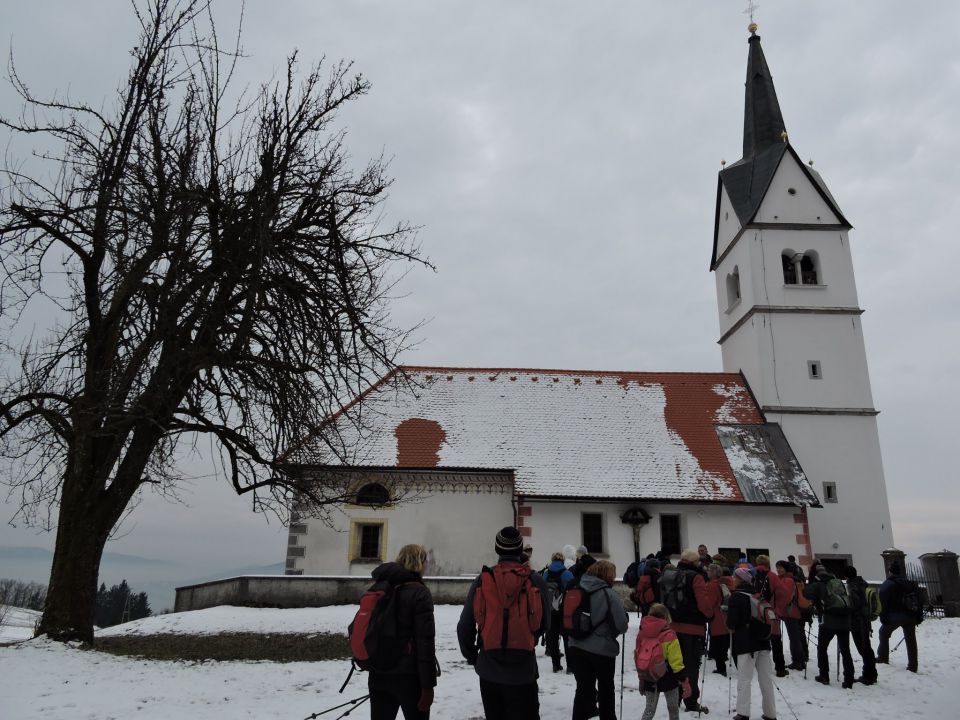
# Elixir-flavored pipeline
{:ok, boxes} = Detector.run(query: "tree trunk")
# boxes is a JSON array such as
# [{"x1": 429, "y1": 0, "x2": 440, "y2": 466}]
[{"x1": 37, "y1": 479, "x2": 114, "y2": 643}]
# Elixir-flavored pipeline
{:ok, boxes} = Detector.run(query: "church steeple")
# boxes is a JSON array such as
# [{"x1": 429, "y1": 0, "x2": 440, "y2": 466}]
[{"x1": 742, "y1": 29, "x2": 786, "y2": 160}]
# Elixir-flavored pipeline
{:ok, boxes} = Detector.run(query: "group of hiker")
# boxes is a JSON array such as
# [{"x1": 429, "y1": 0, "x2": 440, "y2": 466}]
[{"x1": 347, "y1": 529, "x2": 925, "y2": 720}]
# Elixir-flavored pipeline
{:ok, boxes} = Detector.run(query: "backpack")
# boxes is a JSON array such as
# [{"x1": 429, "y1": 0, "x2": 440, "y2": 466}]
[
  {"x1": 561, "y1": 580, "x2": 607, "y2": 639},
  {"x1": 893, "y1": 577, "x2": 923, "y2": 623},
  {"x1": 795, "y1": 579, "x2": 812, "y2": 611},
  {"x1": 623, "y1": 560, "x2": 644, "y2": 590},
  {"x1": 473, "y1": 563, "x2": 543, "y2": 653},
  {"x1": 864, "y1": 586, "x2": 882, "y2": 621},
  {"x1": 634, "y1": 628, "x2": 670, "y2": 682},
  {"x1": 544, "y1": 567, "x2": 565, "y2": 612},
  {"x1": 660, "y1": 567, "x2": 698, "y2": 619},
  {"x1": 348, "y1": 581, "x2": 412, "y2": 671},
  {"x1": 718, "y1": 582, "x2": 732, "y2": 614},
  {"x1": 738, "y1": 591, "x2": 777, "y2": 640},
  {"x1": 823, "y1": 577, "x2": 851, "y2": 615}
]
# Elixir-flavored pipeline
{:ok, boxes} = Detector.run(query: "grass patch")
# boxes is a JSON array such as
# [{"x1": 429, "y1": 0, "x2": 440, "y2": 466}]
[{"x1": 95, "y1": 631, "x2": 351, "y2": 662}]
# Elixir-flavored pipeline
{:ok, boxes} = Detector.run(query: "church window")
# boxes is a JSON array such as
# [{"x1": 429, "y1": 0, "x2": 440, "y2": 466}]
[
  {"x1": 351, "y1": 520, "x2": 386, "y2": 562},
  {"x1": 355, "y1": 482, "x2": 390, "y2": 506},
  {"x1": 717, "y1": 547, "x2": 741, "y2": 566},
  {"x1": 659, "y1": 514, "x2": 681, "y2": 556},
  {"x1": 746, "y1": 548, "x2": 770, "y2": 565},
  {"x1": 823, "y1": 482, "x2": 838, "y2": 503},
  {"x1": 807, "y1": 361, "x2": 822, "y2": 380},
  {"x1": 800, "y1": 254, "x2": 818, "y2": 284},
  {"x1": 581, "y1": 513, "x2": 605, "y2": 554},
  {"x1": 726, "y1": 267, "x2": 741, "y2": 310},
  {"x1": 781, "y1": 253, "x2": 798, "y2": 284}
]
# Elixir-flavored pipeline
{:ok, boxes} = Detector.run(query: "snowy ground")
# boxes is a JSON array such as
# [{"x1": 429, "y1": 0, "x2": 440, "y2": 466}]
[
  {"x1": 1, "y1": 605, "x2": 957, "y2": 719},
  {"x1": 0, "y1": 604, "x2": 40, "y2": 642}
]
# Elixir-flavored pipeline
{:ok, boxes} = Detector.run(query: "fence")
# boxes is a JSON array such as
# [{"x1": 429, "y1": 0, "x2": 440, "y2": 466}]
[{"x1": 906, "y1": 561, "x2": 944, "y2": 619}]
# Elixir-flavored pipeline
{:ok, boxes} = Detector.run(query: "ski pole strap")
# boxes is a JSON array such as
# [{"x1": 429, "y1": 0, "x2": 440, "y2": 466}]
[{"x1": 338, "y1": 662, "x2": 356, "y2": 694}]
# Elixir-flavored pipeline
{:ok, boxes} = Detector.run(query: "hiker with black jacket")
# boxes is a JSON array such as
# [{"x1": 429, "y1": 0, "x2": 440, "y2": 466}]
[
  {"x1": 457, "y1": 526, "x2": 551, "y2": 719},
  {"x1": 542, "y1": 551, "x2": 574, "y2": 673},
  {"x1": 726, "y1": 568, "x2": 777, "y2": 720},
  {"x1": 803, "y1": 563, "x2": 855, "y2": 688},
  {"x1": 843, "y1": 566, "x2": 878, "y2": 684},
  {"x1": 876, "y1": 561, "x2": 923, "y2": 673},
  {"x1": 660, "y1": 548, "x2": 713, "y2": 714},
  {"x1": 366, "y1": 544, "x2": 438, "y2": 720},
  {"x1": 567, "y1": 560, "x2": 629, "y2": 720}
]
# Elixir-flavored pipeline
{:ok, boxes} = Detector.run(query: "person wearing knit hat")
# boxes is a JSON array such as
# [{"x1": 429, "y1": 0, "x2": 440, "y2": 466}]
[
  {"x1": 457, "y1": 527, "x2": 551, "y2": 718},
  {"x1": 665, "y1": 549, "x2": 713, "y2": 714},
  {"x1": 727, "y1": 565, "x2": 777, "y2": 720}
]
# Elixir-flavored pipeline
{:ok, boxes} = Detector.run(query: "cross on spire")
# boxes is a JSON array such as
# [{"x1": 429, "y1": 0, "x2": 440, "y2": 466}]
[{"x1": 744, "y1": 0, "x2": 759, "y2": 29}]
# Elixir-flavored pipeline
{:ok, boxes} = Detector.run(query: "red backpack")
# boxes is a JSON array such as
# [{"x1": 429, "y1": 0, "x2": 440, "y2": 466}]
[
  {"x1": 348, "y1": 581, "x2": 412, "y2": 671},
  {"x1": 634, "y1": 628, "x2": 671, "y2": 682},
  {"x1": 561, "y1": 580, "x2": 607, "y2": 639},
  {"x1": 473, "y1": 563, "x2": 543, "y2": 653}
]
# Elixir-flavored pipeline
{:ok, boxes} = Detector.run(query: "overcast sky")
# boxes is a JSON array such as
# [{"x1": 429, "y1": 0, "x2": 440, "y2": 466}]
[{"x1": 1, "y1": 1, "x2": 958, "y2": 598}]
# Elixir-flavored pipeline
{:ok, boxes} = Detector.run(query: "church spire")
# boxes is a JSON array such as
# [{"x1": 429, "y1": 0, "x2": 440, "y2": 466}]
[{"x1": 742, "y1": 26, "x2": 786, "y2": 159}]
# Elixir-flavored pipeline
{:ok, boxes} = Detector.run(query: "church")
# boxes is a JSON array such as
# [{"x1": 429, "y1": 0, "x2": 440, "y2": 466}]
[{"x1": 282, "y1": 27, "x2": 894, "y2": 582}]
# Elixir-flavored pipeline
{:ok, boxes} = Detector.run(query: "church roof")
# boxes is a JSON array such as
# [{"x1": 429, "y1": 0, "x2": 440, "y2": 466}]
[
  {"x1": 711, "y1": 32, "x2": 850, "y2": 269},
  {"x1": 288, "y1": 366, "x2": 819, "y2": 507}
]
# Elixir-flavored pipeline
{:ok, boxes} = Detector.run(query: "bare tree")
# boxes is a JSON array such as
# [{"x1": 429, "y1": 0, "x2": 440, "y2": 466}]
[{"x1": 0, "y1": 0, "x2": 427, "y2": 642}]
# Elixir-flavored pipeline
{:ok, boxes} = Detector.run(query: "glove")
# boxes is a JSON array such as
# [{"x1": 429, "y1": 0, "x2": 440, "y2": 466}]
[
  {"x1": 417, "y1": 687, "x2": 434, "y2": 712},
  {"x1": 680, "y1": 678, "x2": 692, "y2": 700}
]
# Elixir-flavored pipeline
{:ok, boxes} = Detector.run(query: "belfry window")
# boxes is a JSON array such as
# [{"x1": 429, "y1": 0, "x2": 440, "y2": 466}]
[
  {"x1": 783, "y1": 251, "x2": 820, "y2": 286},
  {"x1": 800, "y1": 255, "x2": 818, "y2": 284},
  {"x1": 782, "y1": 253, "x2": 798, "y2": 284},
  {"x1": 726, "y1": 267, "x2": 741, "y2": 309}
]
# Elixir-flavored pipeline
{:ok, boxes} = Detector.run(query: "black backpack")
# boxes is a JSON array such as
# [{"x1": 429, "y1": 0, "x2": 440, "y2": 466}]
[
  {"x1": 893, "y1": 577, "x2": 923, "y2": 623},
  {"x1": 623, "y1": 560, "x2": 643, "y2": 590},
  {"x1": 660, "y1": 567, "x2": 698, "y2": 619},
  {"x1": 544, "y1": 567, "x2": 565, "y2": 611}
]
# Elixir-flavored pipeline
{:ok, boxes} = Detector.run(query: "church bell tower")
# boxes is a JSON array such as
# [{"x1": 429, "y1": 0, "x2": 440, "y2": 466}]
[{"x1": 710, "y1": 26, "x2": 893, "y2": 579}]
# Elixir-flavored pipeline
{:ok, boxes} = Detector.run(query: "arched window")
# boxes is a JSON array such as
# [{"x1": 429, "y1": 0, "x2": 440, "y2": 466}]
[
  {"x1": 800, "y1": 252, "x2": 819, "y2": 285},
  {"x1": 726, "y1": 267, "x2": 741, "y2": 309},
  {"x1": 355, "y1": 482, "x2": 390, "y2": 506},
  {"x1": 782, "y1": 253, "x2": 798, "y2": 285}
]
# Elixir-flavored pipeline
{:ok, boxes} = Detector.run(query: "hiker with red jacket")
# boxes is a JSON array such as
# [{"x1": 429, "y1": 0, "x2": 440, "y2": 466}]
[
  {"x1": 705, "y1": 562, "x2": 734, "y2": 676},
  {"x1": 774, "y1": 560, "x2": 806, "y2": 671},
  {"x1": 636, "y1": 603, "x2": 691, "y2": 720},
  {"x1": 567, "y1": 560, "x2": 629, "y2": 720},
  {"x1": 632, "y1": 558, "x2": 662, "y2": 615},
  {"x1": 365, "y1": 544, "x2": 438, "y2": 720},
  {"x1": 457, "y1": 527, "x2": 551, "y2": 719},
  {"x1": 754, "y1": 554, "x2": 789, "y2": 677},
  {"x1": 727, "y1": 568, "x2": 777, "y2": 720},
  {"x1": 659, "y1": 548, "x2": 713, "y2": 714}
]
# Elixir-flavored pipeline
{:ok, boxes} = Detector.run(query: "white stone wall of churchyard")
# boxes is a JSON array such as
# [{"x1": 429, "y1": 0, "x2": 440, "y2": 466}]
[
  {"x1": 765, "y1": 412, "x2": 893, "y2": 582},
  {"x1": 292, "y1": 484, "x2": 514, "y2": 577},
  {"x1": 525, "y1": 501, "x2": 805, "y2": 574}
]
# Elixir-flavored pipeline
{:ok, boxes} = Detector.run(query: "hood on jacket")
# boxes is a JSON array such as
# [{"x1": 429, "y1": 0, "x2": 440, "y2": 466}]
[
  {"x1": 371, "y1": 561, "x2": 421, "y2": 585},
  {"x1": 640, "y1": 614, "x2": 670, "y2": 639},
  {"x1": 547, "y1": 560, "x2": 567, "y2": 573},
  {"x1": 577, "y1": 573, "x2": 609, "y2": 592}
]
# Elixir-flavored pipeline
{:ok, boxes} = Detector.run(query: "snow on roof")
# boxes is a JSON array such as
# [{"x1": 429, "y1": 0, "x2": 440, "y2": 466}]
[{"x1": 291, "y1": 366, "x2": 816, "y2": 504}]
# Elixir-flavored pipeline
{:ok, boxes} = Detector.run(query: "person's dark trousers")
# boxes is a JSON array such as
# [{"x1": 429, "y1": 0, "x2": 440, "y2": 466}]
[
  {"x1": 568, "y1": 647, "x2": 616, "y2": 720},
  {"x1": 783, "y1": 617, "x2": 806, "y2": 668},
  {"x1": 478, "y1": 678, "x2": 540, "y2": 720},
  {"x1": 677, "y1": 632, "x2": 705, "y2": 710},
  {"x1": 817, "y1": 627, "x2": 855, "y2": 683},
  {"x1": 877, "y1": 621, "x2": 918, "y2": 671},
  {"x1": 545, "y1": 609, "x2": 563, "y2": 671},
  {"x1": 369, "y1": 674, "x2": 430, "y2": 720},
  {"x1": 709, "y1": 634, "x2": 730, "y2": 674},
  {"x1": 771, "y1": 630, "x2": 787, "y2": 673},
  {"x1": 850, "y1": 617, "x2": 877, "y2": 680}
]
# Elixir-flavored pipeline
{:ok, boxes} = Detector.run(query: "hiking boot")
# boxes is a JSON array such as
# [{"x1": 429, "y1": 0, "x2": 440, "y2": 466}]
[
  {"x1": 842, "y1": 679, "x2": 855, "y2": 689},
  {"x1": 761, "y1": 716, "x2": 777, "y2": 720},
  {"x1": 856, "y1": 675, "x2": 877, "y2": 685},
  {"x1": 553, "y1": 664, "x2": 563, "y2": 673},
  {"x1": 775, "y1": 668, "x2": 789, "y2": 677},
  {"x1": 814, "y1": 675, "x2": 830, "y2": 685},
  {"x1": 733, "y1": 715, "x2": 749, "y2": 720},
  {"x1": 712, "y1": 667, "x2": 727, "y2": 676},
  {"x1": 684, "y1": 704, "x2": 708, "y2": 714}
]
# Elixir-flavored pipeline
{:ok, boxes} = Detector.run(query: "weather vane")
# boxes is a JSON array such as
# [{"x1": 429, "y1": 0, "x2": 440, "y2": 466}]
[{"x1": 744, "y1": 0, "x2": 759, "y2": 32}]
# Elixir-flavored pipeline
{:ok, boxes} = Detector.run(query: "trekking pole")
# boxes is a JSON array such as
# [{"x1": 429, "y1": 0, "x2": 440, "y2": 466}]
[
  {"x1": 893, "y1": 635, "x2": 906, "y2": 652},
  {"x1": 619, "y1": 631, "x2": 626, "y2": 720},
  {"x1": 303, "y1": 694, "x2": 370, "y2": 720},
  {"x1": 698, "y1": 627, "x2": 710, "y2": 718},
  {"x1": 727, "y1": 674, "x2": 731, "y2": 715},
  {"x1": 836, "y1": 643, "x2": 840, "y2": 682},
  {"x1": 771, "y1": 679, "x2": 800, "y2": 720},
  {"x1": 804, "y1": 621, "x2": 813, "y2": 680}
]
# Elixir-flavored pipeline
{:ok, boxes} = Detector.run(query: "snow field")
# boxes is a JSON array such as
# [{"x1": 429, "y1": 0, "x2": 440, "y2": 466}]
[{"x1": 1, "y1": 605, "x2": 957, "y2": 719}]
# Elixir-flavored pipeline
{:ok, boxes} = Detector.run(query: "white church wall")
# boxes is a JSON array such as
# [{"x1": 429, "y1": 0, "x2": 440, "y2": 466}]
[
  {"x1": 294, "y1": 487, "x2": 514, "y2": 577},
  {"x1": 754, "y1": 153, "x2": 841, "y2": 225},
  {"x1": 526, "y1": 500, "x2": 806, "y2": 574},
  {"x1": 714, "y1": 185, "x2": 742, "y2": 261},
  {"x1": 757, "y1": 229, "x2": 860, "y2": 309},
  {"x1": 766, "y1": 412, "x2": 893, "y2": 580}
]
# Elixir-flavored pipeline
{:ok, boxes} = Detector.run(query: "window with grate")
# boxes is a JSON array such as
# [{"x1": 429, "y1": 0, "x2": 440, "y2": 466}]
[
  {"x1": 717, "y1": 547, "x2": 741, "y2": 567},
  {"x1": 659, "y1": 514, "x2": 681, "y2": 556},
  {"x1": 355, "y1": 482, "x2": 390, "y2": 506},
  {"x1": 581, "y1": 513, "x2": 604, "y2": 554},
  {"x1": 358, "y1": 524, "x2": 383, "y2": 561},
  {"x1": 782, "y1": 254, "x2": 798, "y2": 284},
  {"x1": 746, "y1": 548, "x2": 770, "y2": 565}
]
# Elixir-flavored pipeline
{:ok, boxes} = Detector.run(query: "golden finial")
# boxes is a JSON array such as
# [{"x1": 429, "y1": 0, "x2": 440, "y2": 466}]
[
  {"x1": 781, "y1": 130, "x2": 789, "y2": 143},
  {"x1": 748, "y1": 22, "x2": 758, "y2": 34}
]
